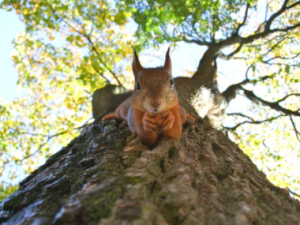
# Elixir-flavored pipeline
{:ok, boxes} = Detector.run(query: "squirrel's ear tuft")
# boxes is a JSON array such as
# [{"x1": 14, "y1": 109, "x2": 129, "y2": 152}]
[
  {"x1": 132, "y1": 48, "x2": 143, "y2": 79},
  {"x1": 164, "y1": 47, "x2": 172, "y2": 74}
]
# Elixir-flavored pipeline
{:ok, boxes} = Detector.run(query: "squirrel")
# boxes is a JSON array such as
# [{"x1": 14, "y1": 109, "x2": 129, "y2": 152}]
[{"x1": 102, "y1": 47, "x2": 194, "y2": 147}]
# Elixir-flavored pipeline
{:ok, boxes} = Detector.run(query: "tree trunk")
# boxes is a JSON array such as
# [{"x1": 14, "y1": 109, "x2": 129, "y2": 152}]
[
  {"x1": 1, "y1": 115, "x2": 300, "y2": 225},
  {"x1": 1, "y1": 49, "x2": 299, "y2": 225}
]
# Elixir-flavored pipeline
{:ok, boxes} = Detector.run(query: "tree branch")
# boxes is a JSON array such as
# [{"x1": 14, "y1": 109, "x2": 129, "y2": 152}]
[
  {"x1": 78, "y1": 27, "x2": 123, "y2": 87},
  {"x1": 263, "y1": 52, "x2": 300, "y2": 64},
  {"x1": 286, "y1": 0, "x2": 300, "y2": 9},
  {"x1": 19, "y1": 122, "x2": 92, "y2": 162},
  {"x1": 289, "y1": 116, "x2": 300, "y2": 141},
  {"x1": 288, "y1": 188, "x2": 300, "y2": 198},
  {"x1": 242, "y1": 88, "x2": 300, "y2": 117},
  {"x1": 265, "y1": 0, "x2": 289, "y2": 29},
  {"x1": 236, "y1": 3, "x2": 250, "y2": 34},
  {"x1": 182, "y1": 37, "x2": 212, "y2": 46},
  {"x1": 221, "y1": 66, "x2": 275, "y2": 103},
  {"x1": 276, "y1": 94, "x2": 300, "y2": 103},
  {"x1": 260, "y1": 35, "x2": 290, "y2": 56},
  {"x1": 270, "y1": 22, "x2": 300, "y2": 33},
  {"x1": 199, "y1": 0, "x2": 300, "y2": 62},
  {"x1": 47, "y1": 3, "x2": 122, "y2": 87},
  {"x1": 227, "y1": 112, "x2": 256, "y2": 121},
  {"x1": 192, "y1": 0, "x2": 300, "y2": 85},
  {"x1": 224, "y1": 113, "x2": 283, "y2": 131},
  {"x1": 240, "y1": 0, "x2": 300, "y2": 45},
  {"x1": 91, "y1": 65, "x2": 111, "y2": 84},
  {"x1": 219, "y1": 43, "x2": 244, "y2": 60}
]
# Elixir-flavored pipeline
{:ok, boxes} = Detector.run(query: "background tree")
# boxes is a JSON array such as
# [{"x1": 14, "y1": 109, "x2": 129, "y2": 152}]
[
  {"x1": 0, "y1": 0, "x2": 134, "y2": 199},
  {"x1": 0, "y1": 0, "x2": 299, "y2": 201}
]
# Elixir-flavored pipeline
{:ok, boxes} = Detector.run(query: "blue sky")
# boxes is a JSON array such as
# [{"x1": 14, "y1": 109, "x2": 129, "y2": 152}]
[{"x1": 0, "y1": 10, "x2": 25, "y2": 101}]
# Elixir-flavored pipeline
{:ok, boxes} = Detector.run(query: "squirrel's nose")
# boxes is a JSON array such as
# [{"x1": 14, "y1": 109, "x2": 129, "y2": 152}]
[{"x1": 150, "y1": 101, "x2": 161, "y2": 108}]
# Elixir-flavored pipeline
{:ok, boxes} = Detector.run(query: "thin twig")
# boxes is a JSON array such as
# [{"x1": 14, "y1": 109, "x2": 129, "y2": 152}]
[
  {"x1": 47, "y1": 3, "x2": 121, "y2": 86},
  {"x1": 225, "y1": 114, "x2": 284, "y2": 131},
  {"x1": 236, "y1": 3, "x2": 250, "y2": 34},
  {"x1": 19, "y1": 122, "x2": 92, "y2": 161},
  {"x1": 289, "y1": 116, "x2": 300, "y2": 141},
  {"x1": 288, "y1": 188, "x2": 300, "y2": 198},
  {"x1": 263, "y1": 52, "x2": 300, "y2": 63}
]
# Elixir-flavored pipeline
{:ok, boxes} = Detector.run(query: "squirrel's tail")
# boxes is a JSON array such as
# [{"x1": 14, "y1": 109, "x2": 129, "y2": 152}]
[{"x1": 191, "y1": 87, "x2": 227, "y2": 128}]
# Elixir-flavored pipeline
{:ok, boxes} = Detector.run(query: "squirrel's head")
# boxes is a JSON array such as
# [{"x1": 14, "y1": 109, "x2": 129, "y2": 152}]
[{"x1": 131, "y1": 47, "x2": 178, "y2": 113}]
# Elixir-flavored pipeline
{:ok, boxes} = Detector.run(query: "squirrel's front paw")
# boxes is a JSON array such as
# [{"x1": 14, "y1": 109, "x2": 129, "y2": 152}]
[
  {"x1": 142, "y1": 112, "x2": 158, "y2": 132},
  {"x1": 161, "y1": 111, "x2": 175, "y2": 131}
]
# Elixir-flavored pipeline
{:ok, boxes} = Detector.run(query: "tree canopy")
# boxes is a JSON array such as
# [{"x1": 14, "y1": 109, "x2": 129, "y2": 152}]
[{"x1": 0, "y1": 0, "x2": 299, "y2": 200}]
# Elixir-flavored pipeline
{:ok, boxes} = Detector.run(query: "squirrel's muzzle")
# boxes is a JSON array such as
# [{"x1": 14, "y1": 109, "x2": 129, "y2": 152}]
[{"x1": 150, "y1": 101, "x2": 161, "y2": 108}]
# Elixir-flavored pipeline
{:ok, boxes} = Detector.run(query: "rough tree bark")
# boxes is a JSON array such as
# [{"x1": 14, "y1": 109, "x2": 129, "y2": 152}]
[
  {"x1": 1, "y1": 112, "x2": 300, "y2": 225},
  {"x1": 1, "y1": 44, "x2": 300, "y2": 225}
]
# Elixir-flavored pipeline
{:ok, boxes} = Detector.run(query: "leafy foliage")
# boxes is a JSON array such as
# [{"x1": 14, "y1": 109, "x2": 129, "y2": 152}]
[
  {"x1": 0, "y1": 0, "x2": 135, "y2": 200},
  {"x1": 123, "y1": 0, "x2": 258, "y2": 44},
  {"x1": 0, "y1": 0, "x2": 300, "y2": 200}
]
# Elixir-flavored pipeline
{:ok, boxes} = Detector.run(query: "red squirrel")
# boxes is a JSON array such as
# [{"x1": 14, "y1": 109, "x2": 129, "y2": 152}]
[{"x1": 102, "y1": 47, "x2": 194, "y2": 147}]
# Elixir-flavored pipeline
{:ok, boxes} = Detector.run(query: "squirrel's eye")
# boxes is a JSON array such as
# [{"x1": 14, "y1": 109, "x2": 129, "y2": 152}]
[
  {"x1": 135, "y1": 82, "x2": 140, "y2": 90},
  {"x1": 170, "y1": 79, "x2": 174, "y2": 88}
]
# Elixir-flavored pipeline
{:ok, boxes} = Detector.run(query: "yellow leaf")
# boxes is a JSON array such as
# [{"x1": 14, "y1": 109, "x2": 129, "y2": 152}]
[{"x1": 23, "y1": 8, "x2": 29, "y2": 15}]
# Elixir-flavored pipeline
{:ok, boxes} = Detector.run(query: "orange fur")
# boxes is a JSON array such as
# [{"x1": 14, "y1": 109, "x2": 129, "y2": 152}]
[
  {"x1": 133, "y1": 108, "x2": 158, "y2": 147},
  {"x1": 100, "y1": 48, "x2": 195, "y2": 147},
  {"x1": 186, "y1": 113, "x2": 195, "y2": 123},
  {"x1": 162, "y1": 104, "x2": 182, "y2": 140},
  {"x1": 102, "y1": 113, "x2": 115, "y2": 121}
]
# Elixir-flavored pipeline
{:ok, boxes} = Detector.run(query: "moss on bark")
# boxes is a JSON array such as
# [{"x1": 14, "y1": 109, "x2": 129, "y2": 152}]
[{"x1": 1, "y1": 118, "x2": 300, "y2": 225}]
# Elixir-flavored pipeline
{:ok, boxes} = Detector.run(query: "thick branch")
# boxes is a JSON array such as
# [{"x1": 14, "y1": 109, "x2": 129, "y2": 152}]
[
  {"x1": 193, "y1": 0, "x2": 300, "y2": 80},
  {"x1": 221, "y1": 73, "x2": 275, "y2": 103},
  {"x1": 240, "y1": 0, "x2": 300, "y2": 45},
  {"x1": 265, "y1": 0, "x2": 289, "y2": 29}
]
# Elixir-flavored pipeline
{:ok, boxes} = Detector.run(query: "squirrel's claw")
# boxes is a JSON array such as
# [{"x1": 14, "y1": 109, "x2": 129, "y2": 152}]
[
  {"x1": 162, "y1": 111, "x2": 175, "y2": 131},
  {"x1": 102, "y1": 113, "x2": 115, "y2": 122},
  {"x1": 143, "y1": 121, "x2": 158, "y2": 132},
  {"x1": 186, "y1": 113, "x2": 195, "y2": 123},
  {"x1": 143, "y1": 112, "x2": 158, "y2": 132}
]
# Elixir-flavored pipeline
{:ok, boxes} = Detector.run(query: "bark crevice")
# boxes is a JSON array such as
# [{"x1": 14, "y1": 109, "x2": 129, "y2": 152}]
[{"x1": 1, "y1": 116, "x2": 300, "y2": 225}]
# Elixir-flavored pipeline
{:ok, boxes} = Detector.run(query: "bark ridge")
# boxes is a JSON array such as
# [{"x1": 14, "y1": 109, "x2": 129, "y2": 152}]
[{"x1": 1, "y1": 119, "x2": 300, "y2": 225}]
